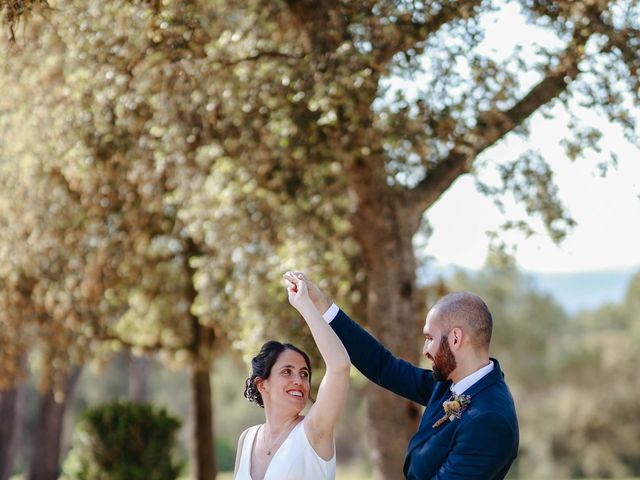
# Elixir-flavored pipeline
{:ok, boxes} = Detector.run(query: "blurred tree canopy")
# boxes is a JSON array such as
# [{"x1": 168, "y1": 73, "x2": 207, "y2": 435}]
[
  {"x1": 1, "y1": 1, "x2": 362, "y2": 477},
  {"x1": 0, "y1": 0, "x2": 48, "y2": 41},
  {"x1": 1, "y1": 0, "x2": 639, "y2": 478},
  {"x1": 544, "y1": 273, "x2": 640, "y2": 478}
]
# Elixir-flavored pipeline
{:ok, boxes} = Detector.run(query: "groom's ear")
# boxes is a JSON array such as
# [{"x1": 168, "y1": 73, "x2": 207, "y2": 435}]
[{"x1": 450, "y1": 327, "x2": 463, "y2": 350}]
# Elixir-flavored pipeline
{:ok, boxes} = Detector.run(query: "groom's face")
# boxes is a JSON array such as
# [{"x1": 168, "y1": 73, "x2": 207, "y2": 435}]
[
  {"x1": 423, "y1": 312, "x2": 457, "y2": 381},
  {"x1": 431, "y1": 333, "x2": 457, "y2": 381}
]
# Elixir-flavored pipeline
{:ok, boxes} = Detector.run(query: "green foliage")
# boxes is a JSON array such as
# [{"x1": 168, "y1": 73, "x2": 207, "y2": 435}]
[
  {"x1": 2, "y1": 0, "x2": 640, "y2": 477},
  {"x1": 448, "y1": 262, "x2": 640, "y2": 478},
  {"x1": 61, "y1": 402, "x2": 183, "y2": 480},
  {"x1": 541, "y1": 272, "x2": 640, "y2": 478},
  {"x1": 214, "y1": 438, "x2": 236, "y2": 473},
  {"x1": 2, "y1": 0, "x2": 638, "y2": 383}
]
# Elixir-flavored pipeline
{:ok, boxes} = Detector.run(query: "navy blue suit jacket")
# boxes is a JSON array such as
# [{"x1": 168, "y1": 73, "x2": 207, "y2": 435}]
[{"x1": 330, "y1": 309, "x2": 519, "y2": 479}]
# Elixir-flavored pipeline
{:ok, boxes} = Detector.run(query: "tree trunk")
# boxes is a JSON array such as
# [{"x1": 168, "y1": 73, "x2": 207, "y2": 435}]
[
  {"x1": 28, "y1": 365, "x2": 82, "y2": 480},
  {"x1": 364, "y1": 246, "x2": 425, "y2": 479},
  {"x1": 0, "y1": 379, "x2": 26, "y2": 480},
  {"x1": 352, "y1": 192, "x2": 425, "y2": 480},
  {"x1": 184, "y1": 238, "x2": 217, "y2": 480},
  {"x1": 129, "y1": 354, "x2": 150, "y2": 403},
  {"x1": 191, "y1": 324, "x2": 216, "y2": 480}
]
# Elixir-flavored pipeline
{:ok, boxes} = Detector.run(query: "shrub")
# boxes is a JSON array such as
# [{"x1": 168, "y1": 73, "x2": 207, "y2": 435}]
[
  {"x1": 215, "y1": 437, "x2": 236, "y2": 472},
  {"x1": 62, "y1": 402, "x2": 182, "y2": 480}
]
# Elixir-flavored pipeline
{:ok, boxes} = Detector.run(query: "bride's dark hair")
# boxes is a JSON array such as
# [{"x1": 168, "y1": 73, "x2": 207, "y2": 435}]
[{"x1": 244, "y1": 340, "x2": 312, "y2": 408}]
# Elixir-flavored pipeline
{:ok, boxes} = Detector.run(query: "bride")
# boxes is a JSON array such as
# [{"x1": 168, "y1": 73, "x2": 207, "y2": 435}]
[{"x1": 233, "y1": 272, "x2": 350, "y2": 480}]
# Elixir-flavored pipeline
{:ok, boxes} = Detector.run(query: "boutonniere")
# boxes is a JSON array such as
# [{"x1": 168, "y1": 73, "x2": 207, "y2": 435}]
[{"x1": 432, "y1": 394, "x2": 471, "y2": 428}]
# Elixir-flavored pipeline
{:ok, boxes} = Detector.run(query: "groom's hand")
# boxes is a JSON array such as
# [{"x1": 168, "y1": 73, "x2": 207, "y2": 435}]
[{"x1": 283, "y1": 271, "x2": 332, "y2": 314}]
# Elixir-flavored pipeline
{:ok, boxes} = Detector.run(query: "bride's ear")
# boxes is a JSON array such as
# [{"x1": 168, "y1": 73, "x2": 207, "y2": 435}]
[{"x1": 256, "y1": 377, "x2": 267, "y2": 393}]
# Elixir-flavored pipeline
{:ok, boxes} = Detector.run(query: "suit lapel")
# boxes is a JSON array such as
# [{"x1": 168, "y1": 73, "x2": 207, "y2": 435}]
[
  {"x1": 406, "y1": 382, "x2": 451, "y2": 451},
  {"x1": 410, "y1": 360, "x2": 504, "y2": 446},
  {"x1": 404, "y1": 359, "x2": 506, "y2": 475}
]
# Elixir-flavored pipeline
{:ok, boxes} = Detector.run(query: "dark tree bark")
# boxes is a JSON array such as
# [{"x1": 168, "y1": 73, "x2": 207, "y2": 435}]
[
  {"x1": 349, "y1": 177, "x2": 426, "y2": 480},
  {"x1": 191, "y1": 347, "x2": 215, "y2": 480},
  {"x1": 129, "y1": 354, "x2": 151, "y2": 403},
  {"x1": 28, "y1": 365, "x2": 81, "y2": 480},
  {"x1": 185, "y1": 238, "x2": 216, "y2": 480},
  {"x1": 0, "y1": 379, "x2": 26, "y2": 480}
]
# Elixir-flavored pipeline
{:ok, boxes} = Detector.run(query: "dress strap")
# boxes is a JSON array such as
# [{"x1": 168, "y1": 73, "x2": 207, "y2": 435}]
[{"x1": 236, "y1": 425, "x2": 261, "y2": 480}]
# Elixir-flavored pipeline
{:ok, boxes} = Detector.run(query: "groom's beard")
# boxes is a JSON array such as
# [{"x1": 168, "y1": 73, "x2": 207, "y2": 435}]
[{"x1": 432, "y1": 335, "x2": 457, "y2": 382}]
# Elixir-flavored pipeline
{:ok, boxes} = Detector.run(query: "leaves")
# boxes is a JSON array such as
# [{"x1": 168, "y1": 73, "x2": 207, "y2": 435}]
[
  {"x1": 1, "y1": 1, "x2": 639, "y2": 473},
  {"x1": 0, "y1": 0, "x2": 48, "y2": 41}
]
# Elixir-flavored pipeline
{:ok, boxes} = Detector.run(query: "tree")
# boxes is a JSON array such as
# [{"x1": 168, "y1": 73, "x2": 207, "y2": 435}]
[
  {"x1": 0, "y1": 123, "x2": 94, "y2": 480},
  {"x1": 29, "y1": 367, "x2": 82, "y2": 480},
  {"x1": 0, "y1": 356, "x2": 26, "y2": 480},
  {"x1": 1, "y1": 2, "x2": 338, "y2": 477},
  {"x1": 4, "y1": 0, "x2": 640, "y2": 477},
  {"x1": 202, "y1": 1, "x2": 639, "y2": 477},
  {"x1": 0, "y1": 10, "x2": 213, "y2": 477}
]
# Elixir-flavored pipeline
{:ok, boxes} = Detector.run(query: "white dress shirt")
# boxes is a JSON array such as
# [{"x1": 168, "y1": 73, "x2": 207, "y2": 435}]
[
  {"x1": 450, "y1": 361, "x2": 494, "y2": 395},
  {"x1": 322, "y1": 303, "x2": 340, "y2": 323}
]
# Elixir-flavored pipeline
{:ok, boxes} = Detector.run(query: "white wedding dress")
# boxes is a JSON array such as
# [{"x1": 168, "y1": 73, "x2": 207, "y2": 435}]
[{"x1": 235, "y1": 420, "x2": 336, "y2": 480}]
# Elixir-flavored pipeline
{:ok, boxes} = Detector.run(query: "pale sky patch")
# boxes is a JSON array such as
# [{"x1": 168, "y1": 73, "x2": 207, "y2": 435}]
[{"x1": 419, "y1": 3, "x2": 640, "y2": 274}]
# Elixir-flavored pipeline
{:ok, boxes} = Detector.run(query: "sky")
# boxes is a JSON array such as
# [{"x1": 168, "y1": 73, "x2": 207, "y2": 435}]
[
  {"x1": 418, "y1": 3, "x2": 640, "y2": 274},
  {"x1": 425, "y1": 115, "x2": 640, "y2": 273}
]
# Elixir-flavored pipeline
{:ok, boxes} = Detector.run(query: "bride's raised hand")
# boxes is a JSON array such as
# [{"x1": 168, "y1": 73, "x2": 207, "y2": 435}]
[{"x1": 284, "y1": 271, "x2": 311, "y2": 311}]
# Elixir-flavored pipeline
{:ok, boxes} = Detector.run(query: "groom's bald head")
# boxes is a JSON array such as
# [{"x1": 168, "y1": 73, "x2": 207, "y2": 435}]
[{"x1": 431, "y1": 292, "x2": 493, "y2": 351}]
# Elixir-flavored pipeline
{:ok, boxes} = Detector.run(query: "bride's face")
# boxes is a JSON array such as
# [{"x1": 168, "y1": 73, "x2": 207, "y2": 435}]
[{"x1": 261, "y1": 349, "x2": 310, "y2": 409}]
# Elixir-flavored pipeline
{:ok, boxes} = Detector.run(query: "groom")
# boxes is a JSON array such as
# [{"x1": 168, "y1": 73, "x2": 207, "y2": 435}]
[{"x1": 286, "y1": 272, "x2": 519, "y2": 479}]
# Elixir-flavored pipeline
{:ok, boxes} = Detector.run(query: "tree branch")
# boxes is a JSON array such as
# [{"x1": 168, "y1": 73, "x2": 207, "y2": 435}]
[
  {"x1": 285, "y1": 0, "x2": 484, "y2": 65},
  {"x1": 284, "y1": 0, "x2": 348, "y2": 54},
  {"x1": 48, "y1": 167, "x2": 84, "y2": 205},
  {"x1": 589, "y1": 15, "x2": 640, "y2": 78},
  {"x1": 210, "y1": 50, "x2": 304, "y2": 67},
  {"x1": 423, "y1": 1, "x2": 483, "y2": 34},
  {"x1": 1, "y1": 0, "x2": 49, "y2": 42},
  {"x1": 407, "y1": 7, "x2": 602, "y2": 213},
  {"x1": 373, "y1": 0, "x2": 484, "y2": 66}
]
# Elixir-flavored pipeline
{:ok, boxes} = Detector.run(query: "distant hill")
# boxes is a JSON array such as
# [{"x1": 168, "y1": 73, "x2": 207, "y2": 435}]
[
  {"x1": 419, "y1": 263, "x2": 639, "y2": 314},
  {"x1": 527, "y1": 268, "x2": 638, "y2": 313}
]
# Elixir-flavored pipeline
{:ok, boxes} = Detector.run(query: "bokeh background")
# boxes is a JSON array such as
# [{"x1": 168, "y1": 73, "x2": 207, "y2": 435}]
[{"x1": 1, "y1": 1, "x2": 639, "y2": 479}]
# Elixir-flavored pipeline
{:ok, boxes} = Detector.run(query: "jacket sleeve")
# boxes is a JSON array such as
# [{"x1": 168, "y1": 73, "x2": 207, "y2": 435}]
[
  {"x1": 433, "y1": 413, "x2": 517, "y2": 480},
  {"x1": 330, "y1": 309, "x2": 433, "y2": 405}
]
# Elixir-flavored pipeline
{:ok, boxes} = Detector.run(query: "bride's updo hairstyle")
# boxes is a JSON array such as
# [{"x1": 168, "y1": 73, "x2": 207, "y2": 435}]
[{"x1": 244, "y1": 340, "x2": 312, "y2": 408}]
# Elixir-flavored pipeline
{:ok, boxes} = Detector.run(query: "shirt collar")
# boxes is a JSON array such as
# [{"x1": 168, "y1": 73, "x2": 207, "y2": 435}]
[{"x1": 450, "y1": 360, "x2": 494, "y2": 396}]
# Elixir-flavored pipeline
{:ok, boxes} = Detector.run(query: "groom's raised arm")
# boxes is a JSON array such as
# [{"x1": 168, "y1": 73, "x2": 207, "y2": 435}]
[
  {"x1": 291, "y1": 271, "x2": 434, "y2": 405},
  {"x1": 328, "y1": 307, "x2": 434, "y2": 406}
]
